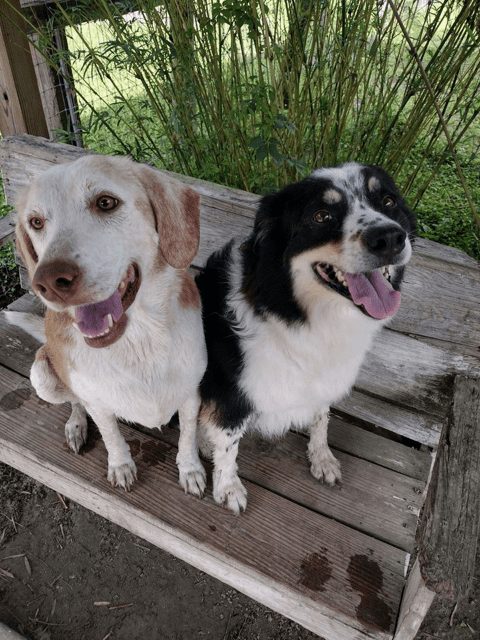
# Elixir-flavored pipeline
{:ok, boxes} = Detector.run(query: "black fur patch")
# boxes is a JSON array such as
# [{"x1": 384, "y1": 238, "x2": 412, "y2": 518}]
[{"x1": 196, "y1": 241, "x2": 253, "y2": 430}]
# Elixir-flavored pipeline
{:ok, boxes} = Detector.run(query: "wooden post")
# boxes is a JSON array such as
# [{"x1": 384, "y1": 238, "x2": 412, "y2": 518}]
[
  {"x1": 0, "y1": 0, "x2": 49, "y2": 137},
  {"x1": 29, "y1": 29, "x2": 83, "y2": 146},
  {"x1": 417, "y1": 374, "x2": 480, "y2": 599},
  {"x1": 393, "y1": 559, "x2": 435, "y2": 640}
]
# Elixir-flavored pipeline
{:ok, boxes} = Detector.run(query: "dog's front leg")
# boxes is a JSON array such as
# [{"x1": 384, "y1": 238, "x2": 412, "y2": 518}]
[
  {"x1": 176, "y1": 393, "x2": 206, "y2": 498},
  {"x1": 30, "y1": 346, "x2": 88, "y2": 453},
  {"x1": 65, "y1": 402, "x2": 88, "y2": 453},
  {"x1": 201, "y1": 418, "x2": 248, "y2": 514},
  {"x1": 84, "y1": 405, "x2": 137, "y2": 489},
  {"x1": 308, "y1": 411, "x2": 342, "y2": 485}
]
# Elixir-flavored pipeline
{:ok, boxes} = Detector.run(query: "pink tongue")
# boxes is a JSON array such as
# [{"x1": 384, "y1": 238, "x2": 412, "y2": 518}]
[
  {"x1": 344, "y1": 269, "x2": 401, "y2": 319},
  {"x1": 74, "y1": 289, "x2": 123, "y2": 337}
]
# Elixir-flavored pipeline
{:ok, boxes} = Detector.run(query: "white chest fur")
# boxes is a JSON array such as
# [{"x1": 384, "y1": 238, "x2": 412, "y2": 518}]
[
  {"x1": 230, "y1": 285, "x2": 382, "y2": 437},
  {"x1": 68, "y1": 300, "x2": 206, "y2": 429}
]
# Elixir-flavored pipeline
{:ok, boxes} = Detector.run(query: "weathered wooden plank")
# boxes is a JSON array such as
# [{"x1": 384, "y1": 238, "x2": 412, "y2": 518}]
[
  {"x1": 410, "y1": 237, "x2": 478, "y2": 269},
  {"x1": 0, "y1": 3, "x2": 48, "y2": 138},
  {"x1": 417, "y1": 375, "x2": 480, "y2": 600},
  {"x1": 336, "y1": 389, "x2": 441, "y2": 448},
  {"x1": 352, "y1": 329, "x2": 473, "y2": 421},
  {"x1": 0, "y1": 364, "x2": 407, "y2": 640},
  {"x1": 328, "y1": 414, "x2": 431, "y2": 481},
  {"x1": 29, "y1": 34, "x2": 65, "y2": 138},
  {"x1": 393, "y1": 559, "x2": 435, "y2": 640},
  {"x1": 0, "y1": 622, "x2": 28, "y2": 640},
  {"x1": 160, "y1": 426, "x2": 426, "y2": 553},
  {"x1": 390, "y1": 253, "x2": 480, "y2": 360},
  {"x1": 0, "y1": 295, "x2": 41, "y2": 377}
]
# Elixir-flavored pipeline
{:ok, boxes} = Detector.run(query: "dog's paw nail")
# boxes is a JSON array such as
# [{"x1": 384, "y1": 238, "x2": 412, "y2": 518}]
[
  {"x1": 214, "y1": 477, "x2": 248, "y2": 514},
  {"x1": 310, "y1": 455, "x2": 342, "y2": 486},
  {"x1": 108, "y1": 460, "x2": 137, "y2": 490},
  {"x1": 178, "y1": 463, "x2": 207, "y2": 498}
]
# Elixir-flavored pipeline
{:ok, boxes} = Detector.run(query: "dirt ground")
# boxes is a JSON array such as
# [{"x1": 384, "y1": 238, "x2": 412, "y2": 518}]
[{"x1": 0, "y1": 462, "x2": 479, "y2": 640}]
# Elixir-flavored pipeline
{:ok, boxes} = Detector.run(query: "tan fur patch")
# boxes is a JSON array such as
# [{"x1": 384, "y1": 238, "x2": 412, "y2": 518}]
[
  {"x1": 199, "y1": 401, "x2": 222, "y2": 428},
  {"x1": 16, "y1": 222, "x2": 38, "y2": 279},
  {"x1": 34, "y1": 345, "x2": 69, "y2": 394},
  {"x1": 44, "y1": 310, "x2": 75, "y2": 388},
  {"x1": 323, "y1": 189, "x2": 342, "y2": 205},
  {"x1": 136, "y1": 165, "x2": 200, "y2": 269},
  {"x1": 179, "y1": 270, "x2": 200, "y2": 309},
  {"x1": 368, "y1": 176, "x2": 380, "y2": 192},
  {"x1": 134, "y1": 195, "x2": 167, "y2": 272}
]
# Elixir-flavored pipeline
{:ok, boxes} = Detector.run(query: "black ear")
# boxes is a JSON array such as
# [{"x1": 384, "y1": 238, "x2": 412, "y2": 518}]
[
  {"x1": 253, "y1": 193, "x2": 278, "y2": 240},
  {"x1": 252, "y1": 187, "x2": 297, "y2": 251}
]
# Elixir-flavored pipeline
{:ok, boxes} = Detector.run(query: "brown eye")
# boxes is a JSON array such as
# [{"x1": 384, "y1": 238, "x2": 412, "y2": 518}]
[
  {"x1": 30, "y1": 217, "x2": 44, "y2": 230},
  {"x1": 97, "y1": 195, "x2": 118, "y2": 211},
  {"x1": 383, "y1": 196, "x2": 395, "y2": 208},
  {"x1": 313, "y1": 210, "x2": 333, "y2": 223}
]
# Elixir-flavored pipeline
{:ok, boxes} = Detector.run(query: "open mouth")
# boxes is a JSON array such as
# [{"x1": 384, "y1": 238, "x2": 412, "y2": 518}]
[
  {"x1": 72, "y1": 264, "x2": 141, "y2": 348},
  {"x1": 313, "y1": 262, "x2": 401, "y2": 320}
]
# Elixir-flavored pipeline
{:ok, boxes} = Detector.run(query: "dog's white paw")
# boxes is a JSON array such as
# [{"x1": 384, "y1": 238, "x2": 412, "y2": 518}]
[
  {"x1": 213, "y1": 472, "x2": 248, "y2": 514},
  {"x1": 107, "y1": 459, "x2": 137, "y2": 490},
  {"x1": 65, "y1": 416, "x2": 88, "y2": 454},
  {"x1": 178, "y1": 461, "x2": 207, "y2": 498},
  {"x1": 310, "y1": 450, "x2": 342, "y2": 486}
]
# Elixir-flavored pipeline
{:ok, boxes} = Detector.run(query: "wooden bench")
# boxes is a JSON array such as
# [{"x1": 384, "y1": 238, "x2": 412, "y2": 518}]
[{"x1": 1, "y1": 134, "x2": 479, "y2": 640}]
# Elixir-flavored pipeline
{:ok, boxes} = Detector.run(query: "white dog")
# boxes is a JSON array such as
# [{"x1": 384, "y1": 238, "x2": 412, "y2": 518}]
[{"x1": 6, "y1": 155, "x2": 207, "y2": 496}]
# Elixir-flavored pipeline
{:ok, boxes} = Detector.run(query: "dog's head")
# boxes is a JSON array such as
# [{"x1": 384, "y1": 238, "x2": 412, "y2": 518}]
[
  {"x1": 15, "y1": 155, "x2": 201, "y2": 347},
  {"x1": 246, "y1": 163, "x2": 415, "y2": 322}
]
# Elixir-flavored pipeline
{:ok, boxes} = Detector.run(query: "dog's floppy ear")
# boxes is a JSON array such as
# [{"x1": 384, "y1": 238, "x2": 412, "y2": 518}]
[
  {"x1": 14, "y1": 187, "x2": 39, "y2": 280},
  {"x1": 16, "y1": 222, "x2": 38, "y2": 279},
  {"x1": 252, "y1": 190, "x2": 292, "y2": 251},
  {"x1": 137, "y1": 165, "x2": 201, "y2": 269}
]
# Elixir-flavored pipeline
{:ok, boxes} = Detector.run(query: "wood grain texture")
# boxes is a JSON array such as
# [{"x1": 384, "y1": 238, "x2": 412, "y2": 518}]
[
  {"x1": 417, "y1": 375, "x2": 480, "y2": 600},
  {"x1": 0, "y1": 363, "x2": 407, "y2": 640},
  {"x1": 0, "y1": 5, "x2": 48, "y2": 138},
  {"x1": 393, "y1": 559, "x2": 435, "y2": 640},
  {"x1": 390, "y1": 253, "x2": 480, "y2": 360},
  {"x1": 161, "y1": 425, "x2": 427, "y2": 553}
]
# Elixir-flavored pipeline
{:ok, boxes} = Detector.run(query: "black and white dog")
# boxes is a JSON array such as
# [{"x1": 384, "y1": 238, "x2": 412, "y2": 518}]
[{"x1": 196, "y1": 163, "x2": 416, "y2": 513}]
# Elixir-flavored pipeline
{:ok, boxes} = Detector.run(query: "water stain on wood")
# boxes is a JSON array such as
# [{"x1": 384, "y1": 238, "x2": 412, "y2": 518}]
[
  {"x1": 79, "y1": 423, "x2": 103, "y2": 455},
  {"x1": 0, "y1": 386, "x2": 31, "y2": 410},
  {"x1": 127, "y1": 438, "x2": 170, "y2": 466},
  {"x1": 299, "y1": 549, "x2": 332, "y2": 592},
  {"x1": 347, "y1": 554, "x2": 393, "y2": 632}
]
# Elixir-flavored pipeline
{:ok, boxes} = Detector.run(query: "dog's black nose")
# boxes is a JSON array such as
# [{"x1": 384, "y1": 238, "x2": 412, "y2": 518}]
[{"x1": 364, "y1": 225, "x2": 406, "y2": 258}]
